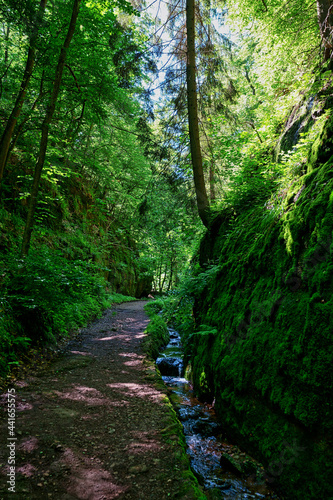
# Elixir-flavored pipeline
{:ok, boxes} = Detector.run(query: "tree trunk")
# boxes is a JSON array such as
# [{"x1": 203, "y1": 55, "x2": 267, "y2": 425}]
[
  {"x1": 21, "y1": 0, "x2": 81, "y2": 256},
  {"x1": 158, "y1": 261, "x2": 163, "y2": 292},
  {"x1": 209, "y1": 159, "x2": 216, "y2": 201},
  {"x1": 161, "y1": 262, "x2": 168, "y2": 291},
  {"x1": 167, "y1": 257, "x2": 173, "y2": 291},
  {"x1": 0, "y1": 0, "x2": 47, "y2": 185},
  {"x1": 173, "y1": 260, "x2": 178, "y2": 287},
  {"x1": 186, "y1": 0, "x2": 210, "y2": 227},
  {"x1": 317, "y1": 0, "x2": 333, "y2": 60},
  {"x1": 8, "y1": 71, "x2": 45, "y2": 158},
  {"x1": 4, "y1": 24, "x2": 10, "y2": 65}
]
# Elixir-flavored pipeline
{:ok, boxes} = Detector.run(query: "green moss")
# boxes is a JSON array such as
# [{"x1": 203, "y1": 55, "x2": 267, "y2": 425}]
[
  {"x1": 142, "y1": 314, "x2": 169, "y2": 360},
  {"x1": 183, "y1": 141, "x2": 333, "y2": 498},
  {"x1": 308, "y1": 111, "x2": 333, "y2": 171},
  {"x1": 107, "y1": 293, "x2": 137, "y2": 304},
  {"x1": 159, "y1": 401, "x2": 207, "y2": 499}
]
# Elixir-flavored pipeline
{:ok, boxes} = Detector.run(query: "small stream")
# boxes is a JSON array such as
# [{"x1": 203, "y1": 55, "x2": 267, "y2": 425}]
[{"x1": 156, "y1": 329, "x2": 280, "y2": 500}]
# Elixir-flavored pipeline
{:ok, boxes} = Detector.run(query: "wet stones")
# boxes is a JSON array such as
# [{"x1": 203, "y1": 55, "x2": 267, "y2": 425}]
[
  {"x1": 220, "y1": 453, "x2": 243, "y2": 477},
  {"x1": 191, "y1": 418, "x2": 223, "y2": 437},
  {"x1": 157, "y1": 329, "x2": 276, "y2": 499},
  {"x1": 156, "y1": 357, "x2": 183, "y2": 377},
  {"x1": 220, "y1": 453, "x2": 258, "y2": 478},
  {"x1": 156, "y1": 328, "x2": 184, "y2": 377}
]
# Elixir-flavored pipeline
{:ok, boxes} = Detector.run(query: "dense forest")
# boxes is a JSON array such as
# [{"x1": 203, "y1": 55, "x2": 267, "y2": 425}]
[{"x1": 1, "y1": 0, "x2": 333, "y2": 498}]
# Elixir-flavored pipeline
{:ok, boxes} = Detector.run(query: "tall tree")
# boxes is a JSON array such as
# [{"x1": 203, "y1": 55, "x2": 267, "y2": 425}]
[
  {"x1": 0, "y1": 0, "x2": 47, "y2": 184},
  {"x1": 316, "y1": 0, "x2": 333, "y2": 60},
  {"x1": 149, "y1": 0, "x2": 238, "y2": 226},
  {"x1": 186, "y1": 0, "x2": 210, "y2": 227},
  {"x1": 21, "y1": 0, "x2": 81, "y2": 256}
]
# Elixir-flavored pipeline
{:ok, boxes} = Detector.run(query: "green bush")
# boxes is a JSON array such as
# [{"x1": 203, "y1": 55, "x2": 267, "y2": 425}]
[
  {"x1": 0, "y1": 246, "x2": 110, "y2": 375},
  {"x1": 144, "y1": 298, "x2": 166, "y2": 317},
  {"x1": 107, "y1": 292, "x2": 136, "y2": 304},
  {"x1": 5, "y1": 247, "x2": 106, "y2": 334},
  {"x1": 0, "y1": 298, "x2": 30, "y2": 375},
  {"x1": 142, "y1": 314, "x2": 169, "y2": 360}
]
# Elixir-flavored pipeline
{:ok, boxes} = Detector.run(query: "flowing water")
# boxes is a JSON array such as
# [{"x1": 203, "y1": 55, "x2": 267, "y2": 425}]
[{"x1": 156, "y1": 329, "x2": 280, "y2": 500}]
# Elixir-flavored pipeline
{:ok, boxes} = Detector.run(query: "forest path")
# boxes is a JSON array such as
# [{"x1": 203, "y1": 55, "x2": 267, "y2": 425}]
[{"x1": 0, "y1": 301, "x2": 197, "y2": 499}]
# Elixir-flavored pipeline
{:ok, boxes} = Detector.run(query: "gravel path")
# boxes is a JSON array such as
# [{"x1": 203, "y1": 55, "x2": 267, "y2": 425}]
[{"x1": 0, "y1": 301, "x2": 199, "y2": 499}]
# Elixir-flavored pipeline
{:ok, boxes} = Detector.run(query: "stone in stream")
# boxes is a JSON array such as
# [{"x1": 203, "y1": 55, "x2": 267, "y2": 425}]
[
  {"x1": 220, "y1": 453, "x2": 243, "y2": 477},
  {"x1": 178, "y1": 406, "x2": 202, "y2": 421},
  {"x1": 168, "y1": 329, "x2": 179, "y2": 338},
  {"x1": 205, "y1": 483, "x2": 233, "y2": 498},
  {"x1": 220, "y1": 452, "x2": 258, "y2": 477},
  {"x1": 191, "y1": 418, "x2": 223, "y2": 437},
  {"x1": 160, "y1": 346, "x2": 183, "y2": 357},
  {"x1": 156, "y1": 356, "x2": 183, "y2": 376}
]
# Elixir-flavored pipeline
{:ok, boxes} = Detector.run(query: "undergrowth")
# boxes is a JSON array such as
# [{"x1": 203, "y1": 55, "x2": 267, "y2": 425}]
[
  {"x1": 107, "y1": 292, "x2": 137, "y2": 304},
  {"x1": 0, "y1": 245, "x2": 137, "y2": 376},
  {"x1": 142, "y1": 303, "x2": 169, "y2": 359}
]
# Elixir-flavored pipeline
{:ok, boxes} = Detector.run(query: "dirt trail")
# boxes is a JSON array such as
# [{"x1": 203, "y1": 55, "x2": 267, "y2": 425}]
[{"x1": 0, "y1": 301, "x2": 195, "y2": 499}]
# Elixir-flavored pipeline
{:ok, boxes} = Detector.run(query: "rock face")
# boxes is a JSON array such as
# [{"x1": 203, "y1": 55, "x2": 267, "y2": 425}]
[
  {"x1": 274, "y1": 94, "x2": 314, "y2": 161},
  {"x1": 107, "y1": 234, "x2": 153, "y2": 298},
  {"x1": 184, "y1": 86, "x2": 333, "y2": 499},
  {"x1": 274, "y1": 81, "x2": 333, "y2": 165}
]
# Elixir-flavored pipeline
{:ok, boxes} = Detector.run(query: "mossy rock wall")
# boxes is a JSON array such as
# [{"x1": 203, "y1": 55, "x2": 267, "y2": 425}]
[
  {"x1": 186, "y1": 132, "x2": 333, "y2": 498},
  {"x1": 1, "y1": 156, "x2": 152, "y2": 300},
  {"x1": 107, "y1": 235, "x2": 152, "y2": 298}
]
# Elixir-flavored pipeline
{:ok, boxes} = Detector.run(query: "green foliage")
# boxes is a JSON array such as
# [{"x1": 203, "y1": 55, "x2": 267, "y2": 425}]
[
  {"x1": 0, "y1": 189, "x2": 148, "y2": 376},
  {"x1": 1, "y1": 7, "x2": 333, "y2": 499},
  {"x1": 227, "y1": 0, "x2": 320, "y2": 97},
  {"x1": 142, "y1": 313, "x2": 169, "y2": 360},
  {"x1": 144, "y1": 298, "x2": 166, "y2": 317},
  {"x1": 143, "y1": 268, "x2": 209, "y2": 344},
  {"x1": 137, "y1": 163, "x2": 203, "y2": 292},
  {"x1": 0, "y1": 0, "x2": 155, "y2": 378},
  {"x1": 107, "y1": 292, "x2": 136, "y2": 304},
  {"x1": 181, "y1": 264, "x2": 221, "y2": 296},
  {"x1": 0, "y1": 297, "x2": 30, "y2": 375},
  {"x1": 2, "y1": 246, "x2": 107, "y2": 341}
]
